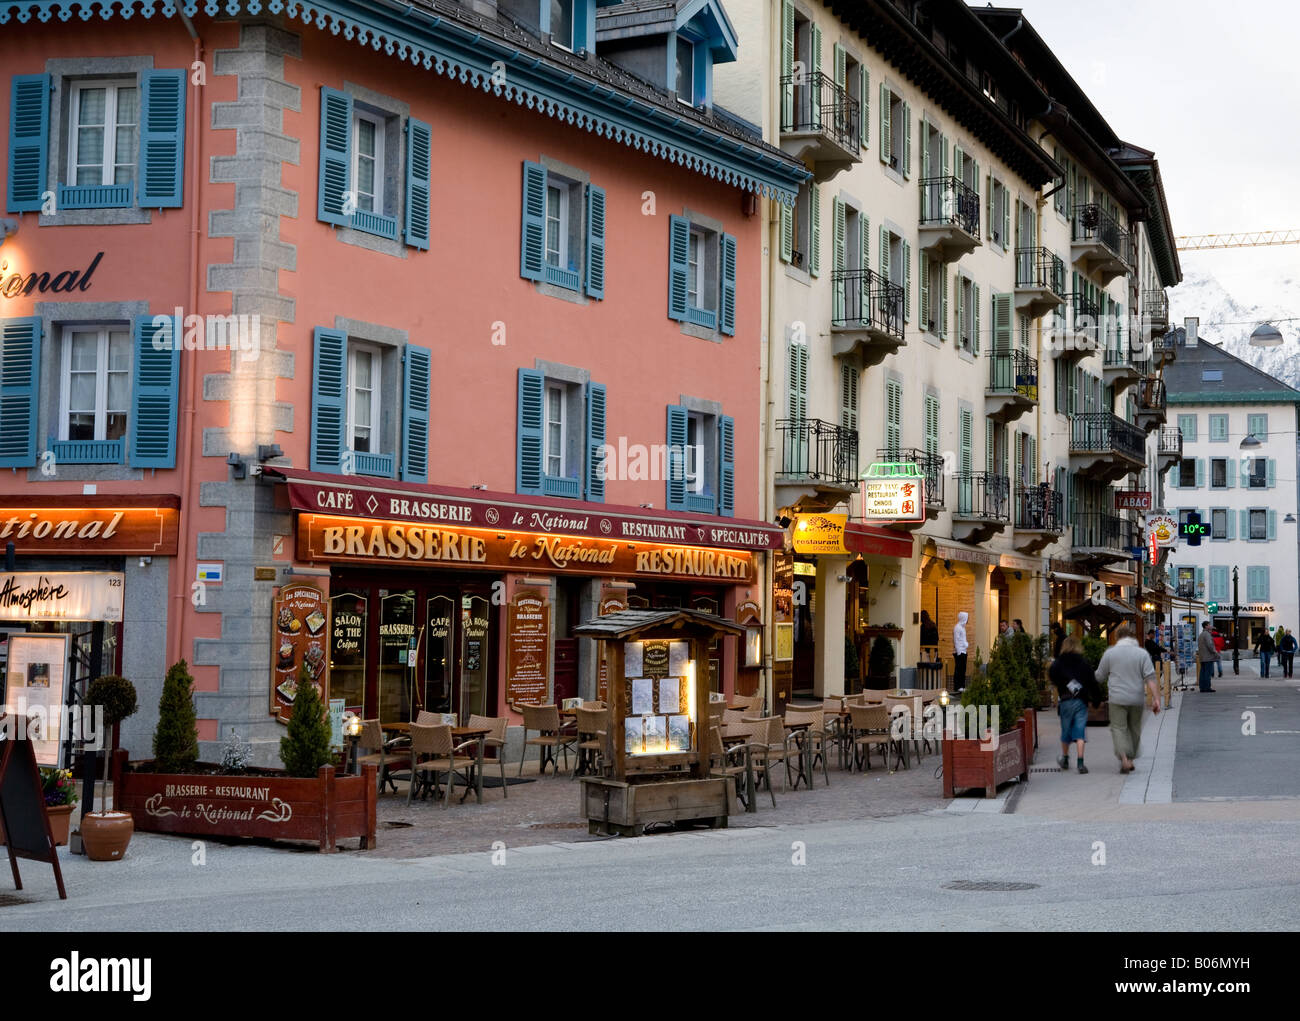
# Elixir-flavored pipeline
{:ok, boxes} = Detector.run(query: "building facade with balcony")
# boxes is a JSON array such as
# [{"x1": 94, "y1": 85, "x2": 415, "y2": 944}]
[
  {"x1": 1163, "y1": 329, "x2": 1300, "y2": 650},
  {"x1": 0, "y1": 0, "x2": 807, "y2": 763}
]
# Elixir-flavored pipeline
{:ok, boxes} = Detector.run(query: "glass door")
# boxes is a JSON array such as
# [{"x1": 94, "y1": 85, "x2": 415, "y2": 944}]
[
  {"x1": 329, "y1": 590, "x2": 367, "y2": 715},
  {"x1": 424, "y1": 594, "x2": 455, "y2": 715},
  {"x1": 459, "y1": 595, "x2": 490, "y2": 722},
  {"x1": 377, "y1": 589, "x2": 415, "y2": 723}
]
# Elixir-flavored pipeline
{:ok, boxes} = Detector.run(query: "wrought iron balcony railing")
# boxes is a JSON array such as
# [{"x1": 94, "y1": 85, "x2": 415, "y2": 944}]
[
  {"x1": 1014, "y1": 246, "x2": 1066, "y2": 295},
  {"x1": 1143, "y1": 289, "x2": 1169, "y2": 322},
  {"x1": 779, "y1": 71, "x2": 860, "y2": 154},
  {"x1": 1015, "y1": 484, "x2": 1063, "y2": 532},
  {"x1": 1071, "y1": 510, "x2": 1138, "y2": 551},
  {"x1": 988, "y1": 347, "x2": 1038, "y2": 397},
  {"x1": 1137, "y1": 376, "x2": 1167, "y2": 411},
  {"x1": 831, "y1": 268, "x2": 904, "y2": 341},
  {"x1": 919, "y1": 175, "x2": 981, "y2": 237},
  {"x1": 1070, "y1": 292, "x2": 1101, "y2": 347},
  {"x1": 1070, "y1": 412, "x2": 1146, "y2": 462},
  {"x1": 876, "y1": 447, "x2": 944, "y2": 509},
  {"x1": 777, "y1": 417, "x2": 858, "y2": 485},
  {"x1": 1072, "y1": 202, "x2": 1133, "y2": 267},
  {"x1": 1158, "y1": 423, "x2": 1183, "y2": 459},
  {"x1": 954, "y1": 471, "x2": 1010, "y2": 520}
]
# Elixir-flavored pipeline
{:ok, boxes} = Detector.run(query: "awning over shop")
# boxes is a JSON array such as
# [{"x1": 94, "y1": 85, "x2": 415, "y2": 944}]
[
  {"x1": 844, "y1": 522, "x2": 913, "y2": 559},
  {"x1": 1097, "y1": 569, "x2": 1136, "y2": 586},
  {"x1": 1049, "y1": 571, "x2": 1095, "y2": 585},
  {"x1": 1062, "y1": 597, "x2": 1137, "y2": 625},
  {"x1": 266, "y1": 467, "x2": 784, "y2": 552}
]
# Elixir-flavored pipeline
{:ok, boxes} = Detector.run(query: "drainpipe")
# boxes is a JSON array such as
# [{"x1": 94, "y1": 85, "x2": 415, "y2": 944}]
[
  {"x1": 170, "y1": 15, "x2": 204, "y2": 667},
  {"x1": 762, "y1": 0, "x2": 780, "y2": 715},
  {"x1": 1035, "y1": 139, "x2": 1049, "y2": 634},
  {"x1": 999, "y1": 17, "x2": 1025, "y2": 46}
]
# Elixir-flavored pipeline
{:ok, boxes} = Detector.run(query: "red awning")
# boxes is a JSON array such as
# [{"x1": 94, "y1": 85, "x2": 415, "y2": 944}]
[
  {"x1": 843, "y1": 522, "x2": 913, "y2": 559},
  {"x1": 265, "y1": 467, "x2": 784, "y2": 552}
]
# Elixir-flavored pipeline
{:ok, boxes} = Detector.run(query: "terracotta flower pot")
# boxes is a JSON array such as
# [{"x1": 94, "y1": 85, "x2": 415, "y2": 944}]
[
  {"x1": 45, "y1": 804, "x2": 75, "y2": 847},
  {"x1": 80, "y1": 811, "x2": 134, "y2": 861}
]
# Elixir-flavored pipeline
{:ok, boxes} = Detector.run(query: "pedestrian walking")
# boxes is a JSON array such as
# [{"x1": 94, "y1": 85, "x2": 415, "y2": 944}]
[
  {"x1": 1213, "y1": 628, "x2": 1225, "y2": 677},
  {"x1": 1255, "y1": 628, "x2": 1276, "y2": 678},
  {"x1": 1196, "y1": 621, "x2": 1218, "y2": 692},
  {"x1": 920, "y1": 609, "x2": 939, "y2": 659},
  {"x1": 952, "y1": 611, "x2": 969, "y2": 690},
  {"x1": 1278, "y1": 628, "x2": 1297, "y2": 678},
  {"x1": 1144, "y1": 633, "x2": 1171, "y2": 710},
  {"x1": 1095, "y1": 623, "x2": 1161, "y2": 773},
  {"x1": 1051, "y1": 621, "x2": 1066, "y2": 658},
  {"x1": 1050, "y1": 635, "x2": 1102, "y2": 773}
]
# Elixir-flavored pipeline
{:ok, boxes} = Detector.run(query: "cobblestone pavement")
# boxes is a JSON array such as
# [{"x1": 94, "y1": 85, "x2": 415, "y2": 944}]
[{"x1": 370, "y1": 744, "x2": 950, "y2": 859}]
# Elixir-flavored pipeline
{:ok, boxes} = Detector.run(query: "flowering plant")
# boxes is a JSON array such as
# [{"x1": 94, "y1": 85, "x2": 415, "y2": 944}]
[{"x1": 40, "y1": 766, "x2": 79, "y2": 807}]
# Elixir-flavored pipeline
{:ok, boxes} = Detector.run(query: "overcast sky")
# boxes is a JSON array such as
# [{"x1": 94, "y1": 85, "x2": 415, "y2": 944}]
[{"x1": 1020, "y1": 0, "x2": 1300, "y2": 307}]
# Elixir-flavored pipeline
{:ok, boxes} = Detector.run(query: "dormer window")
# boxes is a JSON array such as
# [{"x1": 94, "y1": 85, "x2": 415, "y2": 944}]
[
  {"x1": 676, "y1": 37, "x2": 696, "y2": 105},
  {"x1": 550, "y1": 0, "x2": 575, "y2": 51}
]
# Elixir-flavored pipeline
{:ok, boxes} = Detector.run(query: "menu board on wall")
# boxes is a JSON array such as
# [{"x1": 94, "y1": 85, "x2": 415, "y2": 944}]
[
  {"x1": 270, "y1": 583, "x2": 329, "y2": 723},
  {"x1": 506, "y1": 589, "x2": 550, "y2": 706},
  {"x1": 596, "y1": 588, "x2": 626, "y2": 703},
  {"x1": 4, "y1": 634, "x2": 70, "y2": 766},
  {"x1": 642, "y1": 641, "x2": 670, "y2": 679}
]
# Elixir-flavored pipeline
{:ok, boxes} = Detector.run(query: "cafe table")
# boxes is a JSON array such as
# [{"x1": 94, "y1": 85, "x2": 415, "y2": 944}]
[
  {"x1": 782, "y1": 718, "x2": 816, "y2": 791},
  {"x1": 383, "y1": 721, "x2": 491, "y2": 804}
]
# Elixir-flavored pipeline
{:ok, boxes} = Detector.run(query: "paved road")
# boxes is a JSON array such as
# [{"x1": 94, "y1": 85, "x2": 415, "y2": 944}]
[
  {"x1": 1175, "y1": 673, "x2": 1300, "y2": 801},
  {"x1": 4, "y1": 813, "x2": 1298, "y2": 931}
]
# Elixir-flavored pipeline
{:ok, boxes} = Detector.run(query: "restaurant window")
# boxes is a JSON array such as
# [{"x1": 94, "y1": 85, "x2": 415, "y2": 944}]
[
  {"x1": 517, "y1": 369, "x2": 606, "y2": 501},
  {"x1": 59, "y1": 325, "x2": 131, "y2": 445}
]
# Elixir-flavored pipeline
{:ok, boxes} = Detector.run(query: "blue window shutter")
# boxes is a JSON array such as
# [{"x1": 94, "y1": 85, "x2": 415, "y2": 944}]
[
  {"x1": 1262, "y1": 567, "x2": 1270, "y2": 601},
  {"x1": 666, "y1": 404, "x2": 688, "y2": 509},
  {"x1": 1267, "y1": 458, "x2": 1276, "y2": 488},
  {"x1": 719, "y1": 414, "x2": 735, "y2": 517},
  {"x1": 318, "y1": 87, "x2": 352, "y2": 226},
  {"x1": 0, "y1": 317, "x2": 41, "y2": 467},
  {"x1": 138, "y1": 70, "x2": 186, "y2": 208},
  {"x1": 403, "y1": 117, "x2": 432, "y2": 250},
  {"x1": 520, "y1": 161, "x2": 547, "y2": 281},
  {"x1": 7, "y1": 74, "x2": 49, "y2": 212},
  {"x1": 1195, "y1": 567, "x2": 1204, "y2": 596},
  {"x1": 668, "y1": 215, "x2": 690, "y2": 320},
  {"x1": 310, "y1": 327, "x2": 347, "y2": 472},
  {"x1": 585, "y1": 381, "x2": 607, "y2": 503},
  {"x1": 129, "y1": 315, "x2": 180, "y2": 469},
  {"x1": 401, "y1": 343, "x2": 431, "y2": 482},
  {"x1": 516, "y1": 368, "x2": 545, "y2": 495},
  {"x1": 1240, "y1": 509, "x2": 1249, "y2": 539},
  {"x1": 720, "y1": 232, "x2": 737, "y2": 336},
  {"x1": 1268, "y1": 509, "x2": 1277, "y2": 540},
  {"x1": 585, "y1": 184, "x2": 606, "y2": 299}
]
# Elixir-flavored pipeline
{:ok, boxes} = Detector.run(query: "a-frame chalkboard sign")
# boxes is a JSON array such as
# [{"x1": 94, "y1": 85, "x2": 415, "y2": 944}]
[{"x1": 0, "y1": 717, "x2": 68, "y2": 900}]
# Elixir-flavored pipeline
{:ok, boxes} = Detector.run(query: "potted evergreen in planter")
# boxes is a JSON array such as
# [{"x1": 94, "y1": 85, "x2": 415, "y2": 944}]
[
  {"x1": 941, "y1": 638, "x2": 1030, "y2": 798},
  {"x1": 80, "y1": 674, "x2": 138, "y2": 861},
  {"x1": 1081, "y1": 632, "x2": 1110, "y2": 724},
  {"x1": 866, "y1": 635, "x2": 896, "y2": 690}
]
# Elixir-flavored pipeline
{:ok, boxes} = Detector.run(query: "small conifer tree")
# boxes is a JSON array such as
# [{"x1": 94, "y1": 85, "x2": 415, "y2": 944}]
[
  {"x1": 153, "y1": 660, "x2": 200, "y2": 772},
  {"x1": 279, "y1": 664, "x2": 333, "y2": 777}
]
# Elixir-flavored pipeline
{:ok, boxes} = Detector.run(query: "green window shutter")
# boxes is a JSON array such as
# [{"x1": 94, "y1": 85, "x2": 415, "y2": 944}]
[
  {"x1": 788, "y1": 340, "x2": 808, "y2": 420},
  {"x1": 879, "y1": 83, "x2": 890, "y2": 165},
  {"x1": 1267, "y1": 458, "x2": 1277, "y2": 488},
  {"x1": 1178, "y1": 414, "x2": 1196, "y2": 442},
  {"x1": 860, "y1": 66, "x2": 869, "y2": 147},
  {"x1": 840, "y1": 362, "x2": 859, "y2": 431},
  {"x1": 719, "y1": 232, "x2": 737, "y2": 336},
  {"x1": 991, "y1": 293, "x2": 1013, "y2": 354},
  {"x1": 0, "y1": 317, "x2": 41, "y2": 467},
  {"x1": 781, "y1": 0, "x2": 794, "y2": 127},
  {"x1": 954, "y1": 274, "x2": 962, "y2": 344},
  {"x1": 666, "y1": 404, "x2": 689, "y2": 510},
  {"x1": 1209, "y1": 566, "x2": 1227, "y2": 602},
  {"x1": 920, "y1": 118, "x2": 931, "y2": 186},
  {"x1": 1226, "y1": 460, "x2": 1235, "y2": 488},
  {"x1": 1196, "y1": 567, "x2": 1205, "y2": 597},
  {"x1": 885, "y1": 379, "x2": 901, "y2": 454},
  {"x1": 1268, "y1": 509, "x2": 1277, "y2": 540},
  {"x1": 831, "y1": 198, "x2": 846, "y2": 321},
  {"x1": 959, "y1": 408, "x2": 972, "y2": 474},
  {"x1": 809, "y1": 23, "x2": 822, "y2": 129},
  {"x1": 403, "y1": 117, "x2": 432, "y2": 250},
  {"x1": 1261, "y1": 567, "x2": 1271, "y2": 600},
  {"x1": 985, "y1": 418, "x2": 994, "y2": 474},
  {"x1": 808, "y1": 183, "x2": 820, "y2": 277},
  {"x1": 833, "y1": 43, "x2": 845, "y2": 90},
  {"x1": 310, "y1": 327, "x2": 347, "y2": 473},
  {"x1": 859, "y1": 214, "x2": 870, "y2": 316},
  {"x1": 516, "y1": 368, "x2": 545, "y2": 495},
  {"x1": 940, "y1": 268, "x2": 949, "y2": 341},
  {"x1": 129, "y1": 315, "x2": 180, "y2": 469},
  {"x1": 520, "y1": 160, "x2": 548, "y2": 281},
  {"x1": 901, "y1": 101, "x2": 911, "y2": 178},
  {"x1": 1248, "y1": 413, "x2": 1268, "y2": 439},
  {"x1": 924, "y1": 393, "x2": 939, "y2": 456},
  {"x1": 1209, "y1": 414, "x2": 1227, "y2": 441},
  {"x1": 1195, "y1": 458, "x2": 1205, "y2": 488},
  {"x1": 584, "y1": 184, "x2": 606, "y2": 298},
  {"x1": 1240, "y1": 509, "x2": 1249, "y2": 538},
  {"x1": 1002, "y1": 187, "x2": 1011, "y2": 249},
  {"x1": 903, "y1": 240, "x2": 911, "y2": 322},
  {"x1": 972, "y1": 283, "x2": 981, "y2": 354},
  {"x1": 585, "y1": 381, "x2": 607, "y2": 503},
  {"x1": 318, "y1": 86, "x2": 352, "y2": 226},
  {"x1": 985, "y1": 173, "x2": 993, "y2": 241},
  {"x1": 7, "y1": 74, "x2": 50, "y2": 212},
  {"x1": 667, "y1": 214, "x2": 690, "y2": 320},
  {"x1": 780, "y1": 198, "x2": 793, "y2": 264},
  {"x1": 878, "y1": 225, "x2": 889, "y2": 281},
  {"x1": 918, "y1": 248, "x2": 930, "y2": 330},
  {"x1": 719, "y1": 414, "x2": 735, "y2": 517},
  {"x1": 401, "y1": 344, "x2": 431, "y2": 482},
  {"x1": 138, "y1": 69, "x2": 186, "y2": 208},
  {"x1": 952, "y1": 143, "x2": 961, "y2": 183},
  {"x1": 1028, "y1": 436, "x2": 1037, "y2": 484},
  {"x1": 1226, "y1": 510, "x2": 1235, "y2": 540}
]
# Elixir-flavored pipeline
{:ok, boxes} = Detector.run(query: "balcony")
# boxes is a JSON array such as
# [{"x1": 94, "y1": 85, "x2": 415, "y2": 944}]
[
  {"x1": 1070, "y1": 203, "x2": 1133, "y2": 283},
  {"x1": 1071, "y1": 510, "x2": 1138, "y2": 565},
  {"x1": 1049, "y1": 292, "x2": 1101, "y2": 361},
  {"x1": 1157, "y1": 424, "x2": 1183, "y2": 472},
  {"x1": 1143, "y1": 289, "x2": 1169, "y2": 332},
  {"x1": 1012, "y1": 484, "x2": 1065, "y2": 554},
  {"x1": 831, "y1": 268, "x2": 905, "y2": 365},
  {"x1": 1102, "y1": 344, "x2": 1141, "y2": 391},
  {"x1": 1069, "y1": 412, "x2": 1147, "y2": 482},
  {"x1": 951, "y1": 471, "x2": 1010, "y2": 545},
  {"x1": 1013, "y1": 247, "x2": 1067, "y2": 316},
  {"x1": 1134, "y1": 376, "x2": 1167, "y2": 433},
  {"x1": 918, "y1": 176, "x2": 981, "y2": 262},
  {"x1": 775, "y1": 417, "x2": 859, "y2": 511},
  {"x1": 779, "y1": 72, "x2": 861, "y2": 181},
  {"x1": 1152, "y1": 329, "x2": 1177, "y2": 365},
  {"x1": 985, "y1": 348, "x2": 1038, "y2": 423},
  {"x1": 878, "y1": 447, "x2": 944, "y2": 519}
]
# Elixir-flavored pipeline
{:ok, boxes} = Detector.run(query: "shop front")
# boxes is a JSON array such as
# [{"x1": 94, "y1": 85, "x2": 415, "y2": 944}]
[{"x1": 268, "y1": 470, "x2": 779, "y2": 724}]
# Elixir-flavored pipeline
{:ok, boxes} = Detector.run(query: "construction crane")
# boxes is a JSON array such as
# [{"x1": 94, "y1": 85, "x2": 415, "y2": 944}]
[{"x1": 1175, "y1": 230, "x2": 1300, "y2": 250}]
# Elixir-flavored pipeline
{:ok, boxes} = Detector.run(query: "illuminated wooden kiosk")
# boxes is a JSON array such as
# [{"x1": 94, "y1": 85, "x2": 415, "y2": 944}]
[{"x1": 573, "y1": 609, "x2": 747, "y2": 837}]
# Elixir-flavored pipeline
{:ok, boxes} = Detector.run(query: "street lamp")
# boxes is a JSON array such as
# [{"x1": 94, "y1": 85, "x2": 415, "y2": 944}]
[
  {"x1": 1249, "y1": 322, "x2": 1284, "y2": 348},
  {"x1": 1232, "y1": 566, "x2": 1240, "y2": 676}
]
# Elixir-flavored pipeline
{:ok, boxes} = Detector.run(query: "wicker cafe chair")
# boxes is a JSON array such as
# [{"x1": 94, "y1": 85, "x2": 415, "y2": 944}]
[
  {"x1": 408, "y1": 723, "x2": 478, "y2": 808},
  {"x1": 884, "y1": 693, "x2": 925, "y2": 768},
  {"x1": 518, "y1": 703, "x2": 577, "y2": 776},
  {"x1": 746, "y1": 716, "x2": 788, "y2": 800},
  {"x1": 709, "y1": 724, "x2": 774, "y2": 811},
  {"x1": 848, "y1": 704, "x2": 895, "y2": 772},
  {"x1": 731, "y1": 693, "x2": 764, "y2": 714},
  {"x1": 782, "y1": 706, "x2": 831, "y2": 788},
  {"x1": 573, "y1": 706, "x2": 609, "y2": 778},
  {"x1": 467, "y1": 714, "x2": 510, "y2": 798},
  {"x1": 355, "y1": 719, "x2": 412, "y2": 794},
  {"x1": 822, "y1": 696, "x2": 851, "y2": 768}
]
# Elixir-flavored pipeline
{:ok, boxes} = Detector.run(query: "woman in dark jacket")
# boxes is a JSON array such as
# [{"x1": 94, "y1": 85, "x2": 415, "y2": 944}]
[{"x1": 1050, "y1": 634, "x2": 1102, "y2": 774}]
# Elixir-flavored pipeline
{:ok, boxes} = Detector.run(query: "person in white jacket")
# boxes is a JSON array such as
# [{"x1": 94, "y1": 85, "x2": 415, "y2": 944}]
[{"x1": 953, "y1": 611, "x2": 969, "y2": 689}]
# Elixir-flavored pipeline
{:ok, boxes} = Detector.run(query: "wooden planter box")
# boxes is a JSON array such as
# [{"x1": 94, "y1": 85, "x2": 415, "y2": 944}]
[
  {"x1": 111, "y1": 750, "x2": 377, "y2": 852},
  {"x1": 941, "y1": 720, "x2": 1029, "y2": 799},
  {"x1": 1087, "y1": 701, "x2": 1110, "y2": 725},
  {"x1": 1020, "y1": 707, "x2": 1037, "y2": 764},
  {"x1": 580, "y1": 776, "x2": 730, "y2": 837}
]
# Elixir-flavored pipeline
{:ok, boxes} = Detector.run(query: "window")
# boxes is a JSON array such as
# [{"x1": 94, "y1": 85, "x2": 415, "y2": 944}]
[
  {"x1": 1211, "y1": 509, "x2": 1227, "y2": 539},
  {"x1": 1210, "y1": 458, "x2": 1227, "y2": 488},
  {"x1": 1201, "y1": 369, "x2": 1223, "y2": 383},
  {"x1": 516, "y1": 369, "x2": 606, "y2": 501},
  {"x1": 840, "y1": 362, "x2": 859, "y2": 432},
  {"x1": 1249, "y1": 509, "x2": 1266, "y2": 540},
  {"x1": 60, "y1": 326, "x2": 131, "y2": 443},
  {"x1": 545, "y1": 382, "x2": 566, "y2": 477},
  {"x1": 988, "y1": 176, "x2": 1009, "y2": 248},
  {"x1": 521, "y1": 161, "x2": 605, "y2": 298},
  {"x1": 346, "y1": 344, "x2": 381, "y2": 454},
  {"x1": 550, "y1": 0, "x2": 575, "y2": 50},
  {"x1": 1247, "y1": 413, "x2": 1268, "y2": 440},
  {"x1": 1208, "y1": 414, "x2": 1228, "y2": 442},
  {"x1": 675, "y1": 36, "x2": 695, "y2": 104},
  {"x1": 1249, "y1": 457, "x2": 1267, "y2": 488},
  {"x1": 1247, "y1": 566, "x2": 1271, "y2": 602},
  {"x1": 684, "y1": 412, "x2": 705, "y2": 493},
  {"x1": 1177, "y1": 414, "x2": 1197, "y2": 442},
  {"x1": 545, "y1": 182, "x2": 569, "y2": 269},
  {"x1": 878, "y1": 84, "x2": 910, "y2": 177},
  {"x1": 955, "y1": 275, "x2": 978, "y2": 352},
  {"x1": 668, "y1": 215, "x2": 736, "y2": 335},
  {"x1": 69, "y1": 81, "x2": 137, "y2": 188},
  {"x1": 1177, "y1": 508, "x2": 1196, "y2": 528},
  {"x1": 666, "y1": 404, "x2": 735, "y2": 516},
  {"x1": 351, "y1": 112, "x2": 384, "y2": 215}
]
